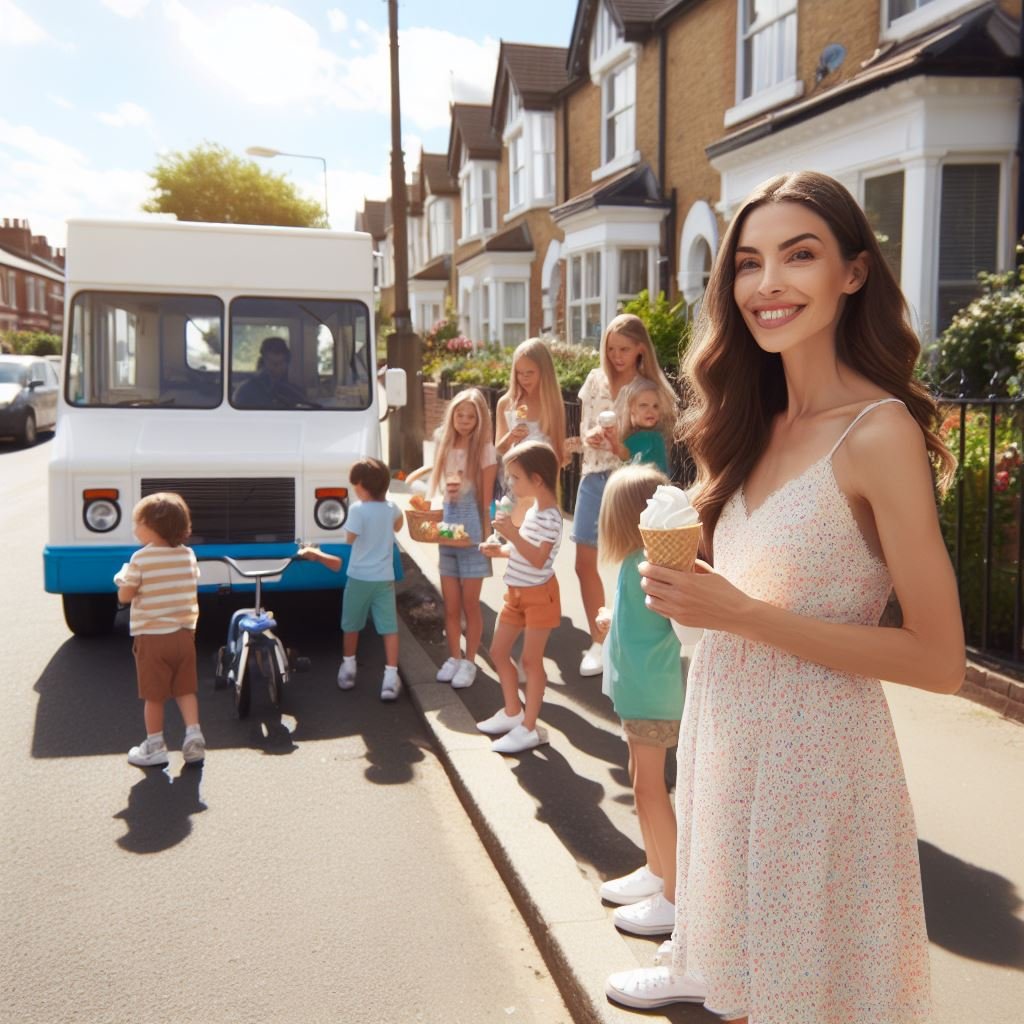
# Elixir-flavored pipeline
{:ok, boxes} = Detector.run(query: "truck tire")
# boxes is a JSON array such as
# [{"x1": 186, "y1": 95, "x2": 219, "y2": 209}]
[{"x1": 62, "y1": 593, "x2": 118, "y2": 637}]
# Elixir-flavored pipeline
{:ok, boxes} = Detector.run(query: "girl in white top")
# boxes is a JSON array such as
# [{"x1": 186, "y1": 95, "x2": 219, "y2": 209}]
[
  {"x1": 428, "y1": 388, "x2": 498, "y2": 690},
  {"x1": 495, "y1": 338, "x2": 567, "y2": 527},
  {"x1": 477, "y1": 441, "x2": 563, "y2": 755},
  {"x1": 574, "y1": 314, "x2": 678, "y2": 677}
]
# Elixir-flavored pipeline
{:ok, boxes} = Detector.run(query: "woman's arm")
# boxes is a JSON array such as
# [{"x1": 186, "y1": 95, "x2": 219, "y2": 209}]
[{"x1": 641, "y1": 410, "x2": 965, "y2": 694}]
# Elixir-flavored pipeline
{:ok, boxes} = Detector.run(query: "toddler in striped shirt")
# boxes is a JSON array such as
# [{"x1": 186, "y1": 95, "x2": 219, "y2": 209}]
[{"x1": 115, "y1": 492, "x2": 204, "y2": 767}]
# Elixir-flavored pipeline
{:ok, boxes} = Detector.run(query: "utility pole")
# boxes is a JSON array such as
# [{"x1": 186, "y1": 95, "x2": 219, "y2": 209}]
[{"x1": 386, "y1": 0, "x2": 424, "y2": 470}]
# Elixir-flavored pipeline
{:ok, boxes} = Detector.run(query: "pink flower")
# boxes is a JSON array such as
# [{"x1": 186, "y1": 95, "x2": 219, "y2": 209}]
[{"x1": 995, "y1": 470, "x2": 1010, "y2": 493}]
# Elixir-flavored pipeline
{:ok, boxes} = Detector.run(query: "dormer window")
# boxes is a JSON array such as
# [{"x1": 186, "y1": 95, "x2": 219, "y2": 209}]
[
  {"x1": 883, "y1": 0, "x2": 983, "y2": 40},
  {"x1": 589, "y1": 0, "x2": 640, "y2": 181},
  {"x1": 503, "y1": 81, "x2": 555, "y2": 214},
  {"x1": 458, "y1": 157, "x2": 497, "y2": 242}
]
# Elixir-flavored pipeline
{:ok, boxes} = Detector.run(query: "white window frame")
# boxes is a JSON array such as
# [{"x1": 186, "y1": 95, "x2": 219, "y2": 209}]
[
  {"x1": 427, "y1": 197, "x2": 453, "y2": 260},
  {"x1": 5, "y1": 270, "x2": 15, "y2": 308},
  {"x1": 881, "y1": 0, "x2": 983, "y2": 42},
  {"x1": 589, "y1": 1, "x2": 641, "y2": 182},
  {"x1": 568, "y1": 250, "x2": 604, "y2": 346},
  {"x1": 458, "y1": 160, "x2": 498, "y2": 243},
  {"x1": 509, "y1": 132, "x2": 526, "y2": 211},
  {"x1": 725, "y1": 0, "x2": 802, "y2": 129},
  {"x1": 499, "y1": 280, "x2": 528, "y2": 347},
  {"x1": 504, "y1": 110, "x2": 556, "y2": 219},
  {"x1": 617, "y1": 248, "x2": 649, "y2": 308}
]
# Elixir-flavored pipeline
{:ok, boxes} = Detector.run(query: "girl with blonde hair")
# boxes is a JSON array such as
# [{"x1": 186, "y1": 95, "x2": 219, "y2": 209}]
[
  {"x1": 606, "y1": 171, "x2": 963, "y2": 1021},
  {"x1": 428, "y1": 387, "x2": 498, "y2": 690},
  {"x1": 574, "y1": 313, "x2": 679, "y2": 676},
  {"x1": 603, "y1": 376, "x2": 675, "y2": 474},
  {"x1": 495, "y1": 338, "x2": 567, "y2": 468}
]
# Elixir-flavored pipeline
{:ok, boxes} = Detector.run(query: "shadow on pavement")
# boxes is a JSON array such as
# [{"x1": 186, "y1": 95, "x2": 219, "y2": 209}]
[
  {"x1": 920, "y1": 839, "x2": 1024, "y2": 968},
  {"x1": 113, "y1": 762, "x2": 207, "y2": 854}
]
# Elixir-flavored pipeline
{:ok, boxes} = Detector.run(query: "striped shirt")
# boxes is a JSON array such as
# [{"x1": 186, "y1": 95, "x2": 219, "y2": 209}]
[
  {"x1": 114, "y1": 544, "x2": 200, "y2": 636},
  {"x1": 504, "y1": 505, "x2": 563, "y2": 588}
]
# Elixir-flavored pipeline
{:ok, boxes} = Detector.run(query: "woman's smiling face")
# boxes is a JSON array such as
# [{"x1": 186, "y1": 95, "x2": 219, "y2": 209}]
[{"x1": 732, "y1": 201, "x2": 866, "y2": 357}]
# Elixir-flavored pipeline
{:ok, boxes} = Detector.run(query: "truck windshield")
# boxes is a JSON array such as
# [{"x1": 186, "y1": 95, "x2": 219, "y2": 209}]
[
  {"x1": 229, "y1": 297, "x2": 372, "y2": 411},
  {"x1": 67, "y1": 291, "x2": 223, "y2": 408}
]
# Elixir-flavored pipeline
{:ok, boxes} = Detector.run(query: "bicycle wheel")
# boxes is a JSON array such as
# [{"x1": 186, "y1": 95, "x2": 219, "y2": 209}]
[
  {"x1": 267, "y1": 647, "x2": 285, "y2": 709},
  {"x1": 234, "y1": 641, "x2": 252, "y2": 718}
]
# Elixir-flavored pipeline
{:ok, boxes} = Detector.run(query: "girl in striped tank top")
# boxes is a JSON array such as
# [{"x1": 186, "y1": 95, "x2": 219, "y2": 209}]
[{"x1": 477, "y1": 441, "x2": 562, "y2": 755}]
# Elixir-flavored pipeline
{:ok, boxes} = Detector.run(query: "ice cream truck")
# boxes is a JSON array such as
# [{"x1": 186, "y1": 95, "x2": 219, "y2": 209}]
[{"x1": 44, "y1": 219, "x2": 406, "y2": 636}]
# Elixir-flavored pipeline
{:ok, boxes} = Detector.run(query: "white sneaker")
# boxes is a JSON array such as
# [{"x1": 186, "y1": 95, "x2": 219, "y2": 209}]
[
  {"x1": 127, "y1": 736, "x2": 168, "y2": 767},
  {"x1": 579, "y1": 641, "x2": 603, "y2": 676},
  {"x1": 451, "y1": 659, "x2": 477, "y2": 689},
  {"x1": 476, "y1": 708, "x2": 525, "y2": 735},
  {"x1": 337, "y1": 662, "x2": 356, "y2": 690},
  {"x1": 490, "y1": 724, "x2": 547, "y2": 754},
  {"x1": 380, "y1": 673, "x2": 401, "y2": 702},
  {"x1": 599, "y1": 865, "x2": 663, "y2": 905},
  {"x1": 605, "y1": 967, "x2": 706, "y2": 1010},
  {"x1": 436, "y1": 657, "x2": 459, "y2": 682},
  {"x1": 613, "y1": 893, "x2": 676, "y2": 936},
  {"x1": 653, "y1": 940, "x2": 673, "y2": 966},
  {"x1": 181, "y1": 729, "x2": 206, "y2": 764}
]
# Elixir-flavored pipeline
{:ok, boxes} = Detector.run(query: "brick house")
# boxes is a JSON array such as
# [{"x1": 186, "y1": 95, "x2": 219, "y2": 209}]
[
  {"x1": 0, "y1": 218, "x2": 65, "y2": 338},
  {"x1": 408, "y1": 152, "x2": 459, "y2": 332}
]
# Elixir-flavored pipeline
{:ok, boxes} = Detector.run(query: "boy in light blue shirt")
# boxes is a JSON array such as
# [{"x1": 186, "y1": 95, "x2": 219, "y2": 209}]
[{"x1": 299, "y1": 457, "x2": 404, "y2": 700}]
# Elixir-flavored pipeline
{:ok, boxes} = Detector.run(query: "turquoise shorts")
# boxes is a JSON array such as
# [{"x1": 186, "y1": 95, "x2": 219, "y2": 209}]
[{"x1": 341, "y1": 578, "x2": 398, "y2": 635}]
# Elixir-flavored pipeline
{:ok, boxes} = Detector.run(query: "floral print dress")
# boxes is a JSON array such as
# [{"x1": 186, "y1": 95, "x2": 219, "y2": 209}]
[{"x1": 671, "y1": 399, "x2": 931, "y2": 1024}]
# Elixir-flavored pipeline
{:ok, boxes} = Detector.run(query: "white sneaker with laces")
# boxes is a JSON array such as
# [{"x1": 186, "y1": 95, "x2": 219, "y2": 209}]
[
  {"x1": 451, "y1": 659, "x2": 477, "y2": 689},
  {"x1": 436, "y1": 657, "x2": 459, "y2": 682},
  {"x1": 181, "y1": 730, "x2": 206, "y2": 764},
  {"x1": 613, "y1": 893, "x2": 676, "y2": 935},
  {"x1": 127, "y1": 736, "x2": 169, "y2": 767},
  {"x1": 476, "y1": 708, "x2": 525, "y2": 735},
  {"x1": 653, "y1": 939, "x2": 673, "y2": 966},
  {"x1": 599, "y1": 865, "x2": 663, "y2": 905},
  {"x1": 337, "y1": 662, "x2": 356, "y2": 690},
  {"x1": 490, "y1": 724, "x2": 547, "y2": 754},
  {"x1": 579, "y1": 641, "x2": 603, "y2": 677},
  {"x1": 605, "y1": 967, "x2": 706, "y2": 1010},
  {"x1": 380, "y1": 673, "x2": 401, "y2": 702}
]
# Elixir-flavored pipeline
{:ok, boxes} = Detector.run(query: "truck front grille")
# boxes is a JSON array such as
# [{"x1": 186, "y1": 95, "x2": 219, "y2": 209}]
[{"x1": 140, "y1": 477, "x2": 295, "y2": 544}]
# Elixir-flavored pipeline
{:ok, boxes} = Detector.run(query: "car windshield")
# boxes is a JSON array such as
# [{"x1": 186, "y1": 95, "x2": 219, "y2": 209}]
[
  {"x1": 67, "y1": 291, "x2": 223, "y2": 408},
  {"x1": 0, "y1": 363, "x2": 28, "y2": 385},
  {"x1": 229, "y1": 296, "x2": 372, "y2": 411}
]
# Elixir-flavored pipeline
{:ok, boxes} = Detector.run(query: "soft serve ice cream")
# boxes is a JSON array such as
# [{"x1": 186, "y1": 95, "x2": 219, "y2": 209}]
[{"x1": 639, "y1": 484, "x2": 699, "y2": 531}]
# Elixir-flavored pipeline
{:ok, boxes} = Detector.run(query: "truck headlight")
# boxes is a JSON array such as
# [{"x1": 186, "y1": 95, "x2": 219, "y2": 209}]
[
  {"x1": 83, "y1": 489, "x2": 121, "y2": 533},
  {"x1": 314, "y1": 487, "x2": 348, "y2": 530}
]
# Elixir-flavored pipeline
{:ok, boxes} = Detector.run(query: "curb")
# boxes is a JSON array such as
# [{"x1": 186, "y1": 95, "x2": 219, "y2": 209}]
[
  {"x1": 963, "y1": 660, "x2": 1024, "y2": 724},
  {"x1": 396, "y1": 616, "x2": 651, "y2": 1024}
]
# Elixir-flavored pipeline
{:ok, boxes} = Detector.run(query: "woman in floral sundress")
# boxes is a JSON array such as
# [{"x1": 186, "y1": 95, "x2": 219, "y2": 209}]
[{"x1": 606, "y1": 171, "x2": 965, "y2": 1023}]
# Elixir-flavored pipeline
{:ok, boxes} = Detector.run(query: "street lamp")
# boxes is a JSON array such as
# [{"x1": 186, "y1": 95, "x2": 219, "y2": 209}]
[{"x1": 245, "y1": 146, "x2": 329, "y2": 224}]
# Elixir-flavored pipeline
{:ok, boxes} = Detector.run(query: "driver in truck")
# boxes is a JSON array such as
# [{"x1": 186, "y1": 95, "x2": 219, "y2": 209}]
[{"x1": 233, "y1": 336, "x2": 308, "y2": 409}]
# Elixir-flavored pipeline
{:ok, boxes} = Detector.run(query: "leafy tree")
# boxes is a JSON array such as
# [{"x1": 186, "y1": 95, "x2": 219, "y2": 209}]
[
  {"x1": 142, "y1": 143, "x2": 326, "y2": 227},
  {"x1": 621, "y1": 289, "x2": 692, "y2": 375},
  {"x1": 1, "y1": 330, "x2": 61, "y2": 355}
]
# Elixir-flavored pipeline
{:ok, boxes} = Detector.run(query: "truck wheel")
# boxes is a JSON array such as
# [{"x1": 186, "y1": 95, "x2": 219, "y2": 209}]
[
  {"x1": 62, "y1": 593, "x2": 117, "y2": 637},
  {"x1": 20, "y1": 411, "x2": 37, "y2": 447}
]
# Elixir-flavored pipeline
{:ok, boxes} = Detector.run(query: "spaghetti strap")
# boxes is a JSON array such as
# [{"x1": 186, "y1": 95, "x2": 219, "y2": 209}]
[{"x1": 827, "y1": 398, "x2": 905, "y2": 460}]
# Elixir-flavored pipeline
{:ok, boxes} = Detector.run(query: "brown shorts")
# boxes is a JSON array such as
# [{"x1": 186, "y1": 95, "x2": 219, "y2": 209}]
[
  {"x1": 622, "y1": 718, "x2": 681, "y2": 748},
  {"x1": 498, "y1": 576, "x2": 561, "y2": 631},
  {"x1": 133, "y1": 630, "x2": 198, "y2": 702}
]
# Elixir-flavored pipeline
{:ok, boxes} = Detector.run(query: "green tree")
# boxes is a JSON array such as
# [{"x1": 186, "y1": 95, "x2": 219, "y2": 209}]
[
  {"x1": 621, "y1": 289, "x2": 692, "y2": 375},
  {"x1": 1, "y1": 330, "x2": 61, "y2": 355},
  {"x1": 142, "y1": 143, "x2": 326, "y2": 227}
]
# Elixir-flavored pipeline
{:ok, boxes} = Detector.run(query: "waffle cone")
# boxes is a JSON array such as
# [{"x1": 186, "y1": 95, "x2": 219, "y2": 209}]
[{"x1": 639, "y1": 522, "x2": 702, "y2": 571}]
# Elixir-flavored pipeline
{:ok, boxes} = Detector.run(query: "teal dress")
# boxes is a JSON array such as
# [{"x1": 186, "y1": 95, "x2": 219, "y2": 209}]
[
  {"x1": 624, "y1": 429, "x2": 669, "y2": 474},
  {"x1": 606, "y1": 550, "x2": 684, "y2": 721}
]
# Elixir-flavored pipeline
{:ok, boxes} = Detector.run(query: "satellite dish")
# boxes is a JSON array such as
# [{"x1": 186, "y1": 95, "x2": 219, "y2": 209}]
[{"x1": 816, "y1": 43, "x2": 847, "y2": 82}]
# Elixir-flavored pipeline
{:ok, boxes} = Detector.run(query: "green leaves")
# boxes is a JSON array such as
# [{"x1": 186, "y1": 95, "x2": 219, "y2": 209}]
[
  {"x1": 142, "y1": 143, "x2": 326, "y2": 228},
  {"x1": 620, "y1": 289, "x2": 693, "y2": 375}
]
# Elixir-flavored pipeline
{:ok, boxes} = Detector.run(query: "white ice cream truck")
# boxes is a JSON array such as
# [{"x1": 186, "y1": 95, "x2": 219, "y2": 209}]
[{"x1": 44, "y1": 219, "x2": 406, "y2": 636}]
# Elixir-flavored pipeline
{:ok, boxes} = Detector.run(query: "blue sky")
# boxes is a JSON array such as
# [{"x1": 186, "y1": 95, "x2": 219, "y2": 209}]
[{"x1": 0, "y1": 0, "x2": 578, "y2": 248}]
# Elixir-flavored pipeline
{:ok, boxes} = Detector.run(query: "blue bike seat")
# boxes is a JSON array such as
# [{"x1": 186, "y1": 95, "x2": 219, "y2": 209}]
[{"x1": 239, "y1": 613, "x2": 276, "y2": 633}]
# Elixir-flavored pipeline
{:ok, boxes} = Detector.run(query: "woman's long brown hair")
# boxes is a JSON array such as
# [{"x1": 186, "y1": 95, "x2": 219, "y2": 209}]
[{"x1": 679, "y1": 171, "x2": 955, "y2": 552}]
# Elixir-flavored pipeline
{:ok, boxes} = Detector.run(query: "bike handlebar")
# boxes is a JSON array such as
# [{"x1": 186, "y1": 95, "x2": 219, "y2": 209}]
[{"x1": 210, "y1": 555, "x2": 298, "y2": 580}]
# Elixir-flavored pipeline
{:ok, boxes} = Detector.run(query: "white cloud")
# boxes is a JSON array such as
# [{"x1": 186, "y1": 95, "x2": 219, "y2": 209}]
[
  {"x1": 159, "y1": 2, "x2": 498, "y2": 130},
  {"x1": 0, "y1": 0, "x2": 49, "y2": 44},
  {"x1": 101, "y1": 0, "x2": 151, "y2": 15},
  {"x1": 326, "y1": 8, "x2": 347, "y2": 33},
  {"x1": 50, "y1": 94, "x2": 74, "y2": 110},
  {"x1": 0, "y1": 120, "x2": 152, "y2": 248},
  {"x1": 97, "y1": 101, "x2": 152, "y2": 127}
]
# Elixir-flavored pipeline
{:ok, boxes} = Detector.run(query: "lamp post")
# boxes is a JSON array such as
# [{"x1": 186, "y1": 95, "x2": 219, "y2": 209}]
[{"x1": 245, "y1": 146, "x2": 329, "y2": 224}]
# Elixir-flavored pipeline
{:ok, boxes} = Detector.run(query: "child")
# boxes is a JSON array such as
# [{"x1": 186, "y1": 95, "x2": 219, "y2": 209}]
[
  {"x1": 573, "y1": 314, "x2": 678, "y2": 677},
  {"x1": 114, "y1": 492, "x2": 204, "y2": 767},
  {"x1": 593, "y1": 465, "x2": 683, "y2": 938},
  {"x1": 495, "y1": 338, "x2": 567, "y2": 471},
  {"x1": 300, "y1": 457, "x2": 404, "y2": 701},
  {"x1": 607, "y1": 171, "x2": 964, "y2": 1018},
  {"x1": 477, "y1": 440, "x2": 562, "y2": 754},
  {"x1": 605, "y1": 376, "x2": 672, "y2": 474},
  {"x1": 427, "y1": 388, "x2": 498, "y2": 689}
]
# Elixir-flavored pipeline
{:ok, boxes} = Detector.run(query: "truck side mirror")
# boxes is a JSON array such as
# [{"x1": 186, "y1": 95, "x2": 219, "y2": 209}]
[{"x1": 384, "y1": 367, "x2": 407, "y2": 409}]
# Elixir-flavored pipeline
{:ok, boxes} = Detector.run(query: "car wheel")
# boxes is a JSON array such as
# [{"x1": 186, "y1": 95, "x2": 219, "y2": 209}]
[{"x1": 20, "y1": 410, "x2": 37, "y2": 447}]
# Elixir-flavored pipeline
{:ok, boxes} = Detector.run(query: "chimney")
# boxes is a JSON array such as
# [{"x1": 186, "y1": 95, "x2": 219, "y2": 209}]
[
  {"x1": 0, "y1": 218, "x2": 32, "y2": 257},
  {"x1": 31, "y1": 235, "x2": 53, "y2": 261}
]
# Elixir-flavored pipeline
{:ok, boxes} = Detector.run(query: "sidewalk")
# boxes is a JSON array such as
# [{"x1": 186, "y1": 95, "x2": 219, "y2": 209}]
[{"x1": 387, "y1": 448, "x2": 1024, "y2": 1024}]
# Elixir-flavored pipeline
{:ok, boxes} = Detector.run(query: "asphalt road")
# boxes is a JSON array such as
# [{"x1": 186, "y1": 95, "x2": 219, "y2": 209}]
[{"x1": 0, "y1": 437, "x2": 573, "y2": 1024}]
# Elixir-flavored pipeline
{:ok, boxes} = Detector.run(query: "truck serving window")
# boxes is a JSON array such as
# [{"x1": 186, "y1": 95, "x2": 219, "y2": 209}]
[
  {"x1": 67, "y1": 291, "x2": 223, "y2": 408},
  {"x1": 229, "y1": 297, "x2": 372, "y2": 411}
]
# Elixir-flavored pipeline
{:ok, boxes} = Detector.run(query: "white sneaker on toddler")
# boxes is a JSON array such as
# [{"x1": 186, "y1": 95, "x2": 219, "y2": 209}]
[
  {"x1": 579, "y1": 641, "x2": 603, "y2": 676},
  {"x1": 128, "y1": 736, "x2": 168, "y2": 767},
  {"x1": 182, "y1": 729, "x2": 206, "y2": 764},
  {"x1": 436, "y1": 657, "x2": 459, "y2": 682},
  {"x1": 380, "y1": 672, "x2": 401, "y2": 702},
  {"x1": 337, "y1": 661, "x2": 356, "y2": 690}
]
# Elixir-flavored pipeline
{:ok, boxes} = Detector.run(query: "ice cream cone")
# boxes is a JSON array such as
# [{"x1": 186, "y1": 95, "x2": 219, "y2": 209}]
[{"x1": 639, "y1": 522, "x2": 702, "y2": 572}]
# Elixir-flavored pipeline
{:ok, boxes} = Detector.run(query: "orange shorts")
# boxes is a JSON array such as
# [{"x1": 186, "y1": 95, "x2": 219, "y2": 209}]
[
  {"x1": 133, "y1": 630, "x2": 198, "y2": 702},
  {"x1": 498, "y1": 576, "x2": 561, "y2": 631}
]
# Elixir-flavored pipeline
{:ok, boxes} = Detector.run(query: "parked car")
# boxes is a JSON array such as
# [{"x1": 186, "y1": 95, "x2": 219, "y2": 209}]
[{"x1": 0, "y1": 354, "x2": 60, "y2": 445}]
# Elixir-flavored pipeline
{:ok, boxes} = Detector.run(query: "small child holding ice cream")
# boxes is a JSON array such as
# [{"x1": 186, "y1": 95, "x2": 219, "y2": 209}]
[
  {"x1": 594, "y1": 469, "x2": 694, "y2": 937},
  {"x1": 601, "y1": 377, "x2": 674, "y2": 475}
]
